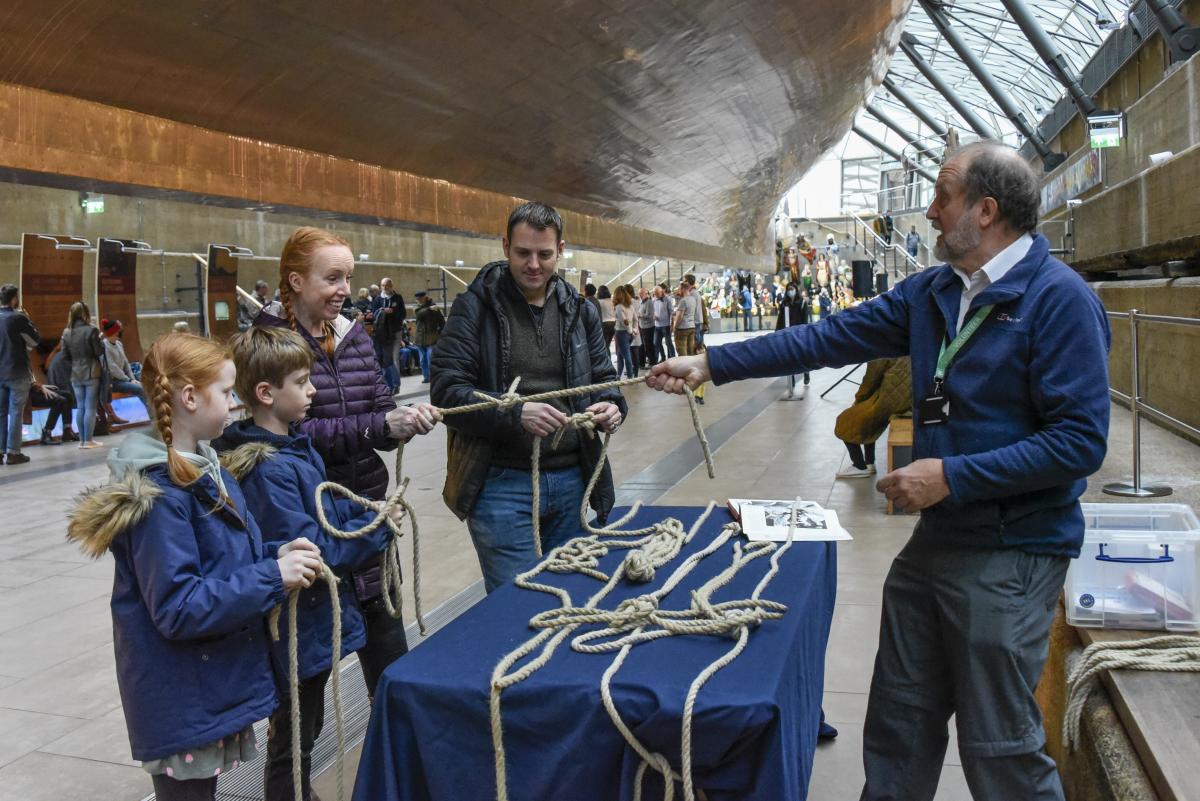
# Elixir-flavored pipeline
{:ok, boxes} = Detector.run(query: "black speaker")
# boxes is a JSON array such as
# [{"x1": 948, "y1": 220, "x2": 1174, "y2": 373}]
[{"x1": 852, "y1": 260, "x2": 873, "y2": 299}]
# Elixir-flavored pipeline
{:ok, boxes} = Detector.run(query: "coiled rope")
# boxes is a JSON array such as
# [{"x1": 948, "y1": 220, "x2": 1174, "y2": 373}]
[
  {"x1": 288, "y1": 373, "x2": 717, "y2": 801},
  {"x1": 1063, "y1": 634, "x2": 1200, "y2": 749}
]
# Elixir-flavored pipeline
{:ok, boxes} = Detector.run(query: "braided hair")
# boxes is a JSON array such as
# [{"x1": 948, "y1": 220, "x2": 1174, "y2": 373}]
[
  {"x1": 140, "y1": 332, "x2": 233, "y2": 502},
  {"x1": 278, "y1": 226, "x2": 351, "y2": 359}
]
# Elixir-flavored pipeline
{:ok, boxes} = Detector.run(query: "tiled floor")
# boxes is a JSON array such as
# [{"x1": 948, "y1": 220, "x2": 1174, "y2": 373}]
[{"x1": 0, "y1": 328, "x2": 1195, "y2": 801}]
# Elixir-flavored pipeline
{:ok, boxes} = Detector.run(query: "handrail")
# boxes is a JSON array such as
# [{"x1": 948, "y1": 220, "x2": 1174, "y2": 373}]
[
  {"x1": 848, "y1": 212, "x2": 925, "y2": 279},
  {"x1": 1102, "y1": 308, "x2": 1200, "y2": 497}
]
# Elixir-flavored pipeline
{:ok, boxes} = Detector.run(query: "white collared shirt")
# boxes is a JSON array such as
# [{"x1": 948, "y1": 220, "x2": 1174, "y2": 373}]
[{"x1": 950, "y1": 233, "x2": 1032, "y2": 333}]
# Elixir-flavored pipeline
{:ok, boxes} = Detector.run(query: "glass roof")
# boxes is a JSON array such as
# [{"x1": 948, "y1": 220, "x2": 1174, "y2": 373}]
[{"x1": 863, "y1": 0, "x2": 1133, "y2": 158}]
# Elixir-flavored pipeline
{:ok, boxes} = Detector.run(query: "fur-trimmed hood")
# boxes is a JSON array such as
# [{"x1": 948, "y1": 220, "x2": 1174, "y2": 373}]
[
  {"x1": 67, "y1": 471, "x2": 163, "y2": 559},
  {"x1": 219, "y1": 441, "x2": 279, "y2": 481}
]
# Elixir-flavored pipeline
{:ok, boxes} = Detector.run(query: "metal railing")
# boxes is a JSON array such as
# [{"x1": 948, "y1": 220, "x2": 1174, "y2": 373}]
[
  {"x1": 1103, "y1": 308, "x2": 1200, "y2": 498},
  {"x1": 847, "y1": 212, "x2": 925, "y2": 280}
]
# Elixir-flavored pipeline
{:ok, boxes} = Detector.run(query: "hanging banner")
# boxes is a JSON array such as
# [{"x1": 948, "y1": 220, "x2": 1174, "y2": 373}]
[
  {"x1": 1041, "y1": 149, "x2": 1103, "y2": 213},
  {"x1": 96, "y1": 238, "x2": 144, "y2": 361},
  {"x1": 19, "y1": 233, "x2": 86, "y2": 342},
  {"x1": 205, "y1": 244, "x2": 243, "y2": 342}
]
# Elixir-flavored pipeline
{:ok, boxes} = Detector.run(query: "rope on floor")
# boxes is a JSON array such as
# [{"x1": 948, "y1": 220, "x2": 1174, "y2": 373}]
[{"x1": 1063, "y1": 634, "x2": 1200, "y2": 749}]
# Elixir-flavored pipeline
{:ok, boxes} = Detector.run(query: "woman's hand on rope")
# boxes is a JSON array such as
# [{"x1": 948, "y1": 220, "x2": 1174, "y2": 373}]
[
  {"x1": 586, "y1": 401, "x2": 622, "y2": 432},
  {"x1": 386, "y1": 403, "x2": 442, "y2": 440},
  {"x1": 278, "y1": 548, "x2": 323, "y2": 590},
  {"x1": 521, "y1": 402, "x2": 570, "y2": 437},
  {"x1": 646, "y1": 354, "x2": 711, "y2": 394}
]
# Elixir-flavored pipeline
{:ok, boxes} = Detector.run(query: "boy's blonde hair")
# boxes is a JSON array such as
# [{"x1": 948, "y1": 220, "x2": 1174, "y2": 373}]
[{"x1": 228, "y1": 327, "x2": 313, "y2": 409}]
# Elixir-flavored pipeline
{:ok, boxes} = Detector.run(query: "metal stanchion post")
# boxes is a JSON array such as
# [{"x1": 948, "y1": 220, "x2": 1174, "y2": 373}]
[
  {"x1": 781, "y1": 304, "x2": 805, "y2": 401},
  {"x1": 1104, "y1": 308, "x2": 1171, "y2": 498}
]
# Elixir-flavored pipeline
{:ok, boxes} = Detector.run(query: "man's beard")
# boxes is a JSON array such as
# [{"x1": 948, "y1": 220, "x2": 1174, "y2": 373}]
[{"x1": 932, "y1": 210, "x2": 982, "y2": 265}]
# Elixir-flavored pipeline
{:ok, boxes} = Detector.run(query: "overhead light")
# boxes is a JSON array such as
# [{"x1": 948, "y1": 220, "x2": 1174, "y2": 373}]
[
  {"x1": 37, "y1": 234, "x2": 93, "y2": 251},
  {"x1": 359, "y1": 253, "x2": 370, "y2": 261},
  {"x1": 211, "y1": 245, "x2": 255, "y2": 258}
]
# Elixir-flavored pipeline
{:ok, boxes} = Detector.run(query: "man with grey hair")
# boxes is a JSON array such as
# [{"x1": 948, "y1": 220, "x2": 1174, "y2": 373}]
[{"x1": 647, "y1": 141, "x2": 1111, "y2": 801}]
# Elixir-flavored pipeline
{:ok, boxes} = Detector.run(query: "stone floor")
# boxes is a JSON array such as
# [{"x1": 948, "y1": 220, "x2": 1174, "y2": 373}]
[{"x1": 0, "y1": 328, "x2": 1195, "y2": 801}]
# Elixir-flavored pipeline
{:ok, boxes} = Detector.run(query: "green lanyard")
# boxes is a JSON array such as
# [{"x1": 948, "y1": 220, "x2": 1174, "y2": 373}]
[{"x1": 933, "y1": 304, "x2": 994, "y2": 390}]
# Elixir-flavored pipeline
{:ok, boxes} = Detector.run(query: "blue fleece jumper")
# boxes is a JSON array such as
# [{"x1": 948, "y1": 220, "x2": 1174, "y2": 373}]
[
  {"x1": 214, "y1": 420, "x2": 393, "y2": 683},
  {"x1": 708, "y1": 235, "x2": 1111, "y2": 557}
]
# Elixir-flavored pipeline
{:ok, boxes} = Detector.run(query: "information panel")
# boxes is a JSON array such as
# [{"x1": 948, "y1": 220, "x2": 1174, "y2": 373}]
[
  {"x1": 96, "y1": 238, "x2": 144, "y2": 361},
  {"x1": 205, "y1": 244, "x2": 242, "y2": 342},
  {"x1": 19, "y1": 233, "x2": 86, "y2": 342}
]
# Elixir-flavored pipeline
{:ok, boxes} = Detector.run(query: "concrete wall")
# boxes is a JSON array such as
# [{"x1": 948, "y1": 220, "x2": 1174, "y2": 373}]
[
  {"x1": 1093, "y1": 279, "x2": 1200, "y2": 444},
  {"x1": 0, "y1": 180, "x2": 713, "y2": 343}
]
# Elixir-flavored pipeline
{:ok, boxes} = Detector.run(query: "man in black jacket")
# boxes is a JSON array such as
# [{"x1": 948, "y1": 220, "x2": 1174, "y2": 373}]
[
  {"x1": 0, "y1": 284, "x2": 39, "y2": 465},
  {"x1": 431, "y1": 202, "x2": 628, "y2": 592}
]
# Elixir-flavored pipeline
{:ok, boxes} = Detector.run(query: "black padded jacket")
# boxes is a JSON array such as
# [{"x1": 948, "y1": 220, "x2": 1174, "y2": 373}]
[{"x1": 430, "y1": 261, "x2": 628, "y2": 522}]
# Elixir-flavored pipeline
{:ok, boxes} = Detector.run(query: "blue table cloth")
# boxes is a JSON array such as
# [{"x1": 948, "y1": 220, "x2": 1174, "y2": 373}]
[{"x1": 352, "y1": 505, "x2": 837, "y2": 801}]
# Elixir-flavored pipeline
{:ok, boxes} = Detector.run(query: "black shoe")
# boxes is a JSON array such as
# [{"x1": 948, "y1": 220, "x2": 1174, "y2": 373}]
[
  {"x1": 40, "y1": 430, "x2": 61, "y2": 446},
  {"x1": 696, "y1": 397, "x2": 705, "y2": 405},
  {"x1": 5, "y1": 453, "x2": 30, "y2": 465}
]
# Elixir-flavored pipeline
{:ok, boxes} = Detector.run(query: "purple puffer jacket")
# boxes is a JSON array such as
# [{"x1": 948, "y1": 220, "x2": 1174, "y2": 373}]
[{"x1": 255, "y1": 308, "x2": 397, "y2": 500}]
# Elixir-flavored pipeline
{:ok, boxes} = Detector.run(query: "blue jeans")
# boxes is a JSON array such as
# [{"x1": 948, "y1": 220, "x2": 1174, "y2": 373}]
[
  {"x1": 72, "y1": 379, "x2": 100, "y2": 442},
  {"x1": 654, "y1": 325, "x2": 675, "y2": 362},
  {"x1": 467, "y1": 464, "x2": 586, "y2": 593},
  {"x1": 0, "y1": 377, "x2": 31, "y2": 454},
  {"x1": 614, "y1": 330, "x2": 636, "y2": 378},
  {"x1": 375, "y1": 342, "x2": 400, "y2": 392},
  {"x1": 742, "y1": 308, "x2": 753, "y2": 331},
  {"x1": 418, "y1": 345, "x2": 433, "y2": 381},
  {"x1": 110, "y1": 379, "x2": 150, "y2": 417}
]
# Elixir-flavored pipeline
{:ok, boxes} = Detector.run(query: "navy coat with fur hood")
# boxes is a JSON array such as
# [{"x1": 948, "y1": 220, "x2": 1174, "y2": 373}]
[
  {"x1": 214, "y1": 420, "x2": 393, "y2": 683},
  {"x1": 67, "y1": 434, "x2": 284, "y2": 762}
]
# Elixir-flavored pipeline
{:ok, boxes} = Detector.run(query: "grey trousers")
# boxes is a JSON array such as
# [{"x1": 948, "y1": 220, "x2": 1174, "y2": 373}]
[{"x1": 860, "y1": 533, "x2": 1070, "y2": 801}]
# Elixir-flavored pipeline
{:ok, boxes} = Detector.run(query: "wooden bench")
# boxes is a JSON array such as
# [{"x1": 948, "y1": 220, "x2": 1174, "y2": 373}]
[{"x1": 885, "y1": 415, "x2": 913, "y2": 515}]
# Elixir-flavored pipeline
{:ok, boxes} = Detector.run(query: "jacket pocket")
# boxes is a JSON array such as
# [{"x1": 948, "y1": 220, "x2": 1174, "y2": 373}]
[{"x1": 196, "y1": 625, "x2": 268, "y2": 716}]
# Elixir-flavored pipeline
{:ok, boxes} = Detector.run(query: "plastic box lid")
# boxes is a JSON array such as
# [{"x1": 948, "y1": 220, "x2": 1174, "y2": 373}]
[{"x1": 1081, "y1": 502, "x2": 1200, "y2": 543}]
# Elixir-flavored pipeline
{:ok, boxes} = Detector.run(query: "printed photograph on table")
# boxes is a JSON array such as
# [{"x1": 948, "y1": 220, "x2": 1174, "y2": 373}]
[{"x1": 729, "y1": 498, "x2": 852, "y2": 542}]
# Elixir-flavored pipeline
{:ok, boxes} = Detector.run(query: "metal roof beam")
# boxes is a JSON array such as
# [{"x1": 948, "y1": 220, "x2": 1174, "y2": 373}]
[
  {"x1": 863, "y1": 102, "x2": 943, "y2": 163},
  {"x1": 915, "y1": 1, "x2": 1066, "y2": 169},
  {"x1": 999, "y1": 0, "x2": 1098, "y2": 116},
  {"x1": 881, "y1": 76, "x2": 949, "y2": 140},
  {"x1": 851, "y1": 124, "x2": 939, "y2": 184},
  {"x1": 898, "y1": 34, "x2": 998, "y2": 139},
  {"x1": 1144, "y1": 0, "x2": 1200, "y2": 63}
]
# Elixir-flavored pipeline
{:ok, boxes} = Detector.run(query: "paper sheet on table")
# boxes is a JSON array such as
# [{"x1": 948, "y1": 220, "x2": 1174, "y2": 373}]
[{"x1": 729, "y1": 498, "x2": 853, "y2": 542}]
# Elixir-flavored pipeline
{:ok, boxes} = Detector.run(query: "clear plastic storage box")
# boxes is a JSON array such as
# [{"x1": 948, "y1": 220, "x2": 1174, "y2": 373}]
[{"x1": 1065, "y1": 503, "x2": 1200, "y2": 631}]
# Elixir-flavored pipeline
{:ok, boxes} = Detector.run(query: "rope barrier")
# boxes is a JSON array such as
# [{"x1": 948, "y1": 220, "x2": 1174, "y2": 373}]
[{"x1": 1063, "y1": 634, "x2": 1200, "y2": 749}]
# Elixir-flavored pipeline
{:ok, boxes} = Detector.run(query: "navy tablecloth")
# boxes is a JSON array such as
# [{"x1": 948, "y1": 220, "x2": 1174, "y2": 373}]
[{"x1": 352, "y1": 505, "x2": 838, "y2": 801}]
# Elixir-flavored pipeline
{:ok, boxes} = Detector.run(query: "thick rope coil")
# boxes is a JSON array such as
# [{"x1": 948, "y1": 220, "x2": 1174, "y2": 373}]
[
  {"x1": 1063, "y1": 634, "x2": 1200, "y2": 749},
  {"x1": 268, "y1": 562, "x2": 345, "y2": 801}
]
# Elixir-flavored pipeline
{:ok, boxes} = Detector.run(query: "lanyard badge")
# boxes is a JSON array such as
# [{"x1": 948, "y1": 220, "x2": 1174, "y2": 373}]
[{"x1": 922, "y1": 304, "x2": 994, "y2": 426}]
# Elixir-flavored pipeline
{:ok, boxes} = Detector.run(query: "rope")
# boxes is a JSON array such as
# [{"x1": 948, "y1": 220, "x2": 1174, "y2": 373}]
[
  {"x1": 268, "y1": 562, "x2": 345, "y2": 801},
  {"x1": 439, "y1": 375, "x2": 712, "y2": 559},
  {"x1": 1063, "y1": 634, "x2": 1200, "y2": 749},
  {"x1": 277, "y1": 373, "x2": 715, "y2": 801}
]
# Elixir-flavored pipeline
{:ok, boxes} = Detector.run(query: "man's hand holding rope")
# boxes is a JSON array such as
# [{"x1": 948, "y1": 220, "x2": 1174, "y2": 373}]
[{"x1": 646, "y1": 354, "x2": 711, "y2": 394}]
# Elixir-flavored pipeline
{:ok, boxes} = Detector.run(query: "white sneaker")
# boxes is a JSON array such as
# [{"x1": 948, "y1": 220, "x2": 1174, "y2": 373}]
[{"x1": 836, "y1": 465, "x2": 875, "y2": 479}]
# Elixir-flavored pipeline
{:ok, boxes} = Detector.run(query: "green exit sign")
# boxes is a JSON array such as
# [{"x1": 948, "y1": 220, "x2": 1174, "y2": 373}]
[
  {"x1": 1088, "y1": 112, "x2": 1124, "y2": 150},
  {"x1": 83, "y1": 195, "x2": 105, "y2": 214}
]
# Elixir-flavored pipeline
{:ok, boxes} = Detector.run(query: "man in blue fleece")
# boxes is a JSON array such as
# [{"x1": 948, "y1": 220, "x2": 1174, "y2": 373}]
[{"x1": 648, "y1": 141, "x2": 1111, "y2": 801}]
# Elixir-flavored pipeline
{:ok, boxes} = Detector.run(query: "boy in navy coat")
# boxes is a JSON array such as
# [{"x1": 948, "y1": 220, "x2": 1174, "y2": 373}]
[{"x1": 215, "y1": 326, "x2": 405, "y2": 801}]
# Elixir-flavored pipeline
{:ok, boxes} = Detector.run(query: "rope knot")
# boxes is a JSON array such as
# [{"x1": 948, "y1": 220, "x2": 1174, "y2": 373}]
[
  {"x1": 549, "y1": 412, "x2": 597, "y2": 450},
  {"x1": 610, "y1": 595, "x2": 659, "y2": 628}
]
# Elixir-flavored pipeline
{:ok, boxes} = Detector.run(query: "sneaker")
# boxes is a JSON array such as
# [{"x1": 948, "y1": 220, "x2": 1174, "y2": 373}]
[
  {"x1": 61, "y1": 430, "x2": 80, "y2": 443},
  {"x1": 79, "y1": 441, "x2": 105, "y2": 450},
  {"x1": 5, "y1": 452, "x2": 30, "y2": 465},
  {"x1": 40, "y1": 430, "x2": 60, "y2": 446},
  {"x1": 835, "y1": 465, "x2": 875, "y2": 479}
]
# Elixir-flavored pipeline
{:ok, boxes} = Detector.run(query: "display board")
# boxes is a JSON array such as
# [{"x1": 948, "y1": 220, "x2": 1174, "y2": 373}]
[
  {"x1": 96, "y1": 238, "x2": 144, "y2": 361},
  {"x1": 18, "y1": 233, "x2": 87, "y2": 342},
  {"x1": 205, "y1": 244, "x2": 242, "y2": 342}
]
